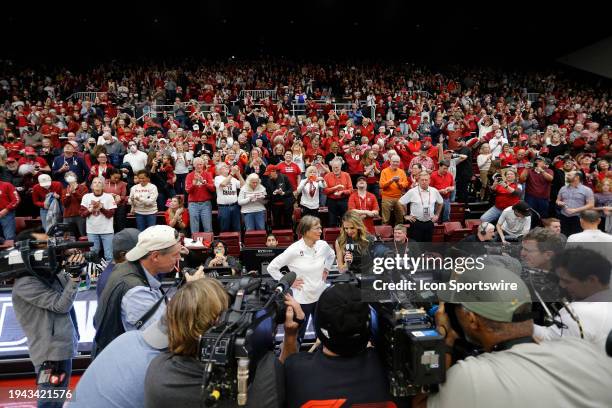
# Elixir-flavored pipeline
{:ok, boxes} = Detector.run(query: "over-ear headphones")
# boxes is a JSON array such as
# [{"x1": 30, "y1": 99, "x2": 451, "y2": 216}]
[{"x1": 479, "y1": 222, "x2": 490, "y2": 235}]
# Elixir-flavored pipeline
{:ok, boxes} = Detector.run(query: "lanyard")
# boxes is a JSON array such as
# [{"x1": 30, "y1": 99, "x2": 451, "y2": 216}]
[{"x1": 418, "y1": 188, "x2": 430, "y2": 209}]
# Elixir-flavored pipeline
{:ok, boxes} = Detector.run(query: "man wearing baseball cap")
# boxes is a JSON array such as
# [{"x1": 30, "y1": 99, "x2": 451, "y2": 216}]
[
  {"x1": 281, "y1": 284, "x2": 396, "y2": 407},
  {"x1": 18, "y1": 146, "x2": 51, "y2": 174},
  {"x1": 415, "y1": 265, "x2": 612, "y2": 408},
  {"x1": 93, "y1": 225, "x2": 181, "y2": 357}
]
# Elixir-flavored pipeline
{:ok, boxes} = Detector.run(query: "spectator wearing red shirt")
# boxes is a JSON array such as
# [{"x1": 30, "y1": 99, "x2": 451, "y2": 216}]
[
  {"x1": 276, "y1": 151, "x2": 302, "y2": 190},
  {"x1": 3, "y1": 132, "x2": 25, "y2": 160},
  {"x1": 348, "y1": 177, "x2": 379, "y2": 234},
  {"x1": 480, "y1": 169, "x2": 522, "y2": 223},
  {"x1": 343, "y1": 144, "x2": 365, "y2": 186},
  {"x1": 430, "y1": 161, "x2": 455, "y2": 222},
  {"x1": 32, "y1": 174, "x2": 63, "y2": 232},
  {"x1": 62, "y1": 171, "x2": 89, "y2": 237},
  {"x1": 0, "y1": 180, "x2": 20, "y2": 240},
  {"x1": 165, "y1": 195, "x2": 190, "y2": 234},
  {"x1": 185, "y1": 157, "x2": 215, "y2": 233},
  {"x1": 519, "y1": 157, "x2": 554, "y2": 218},
  {"x1": 498, "y1": 144, "x2": 517, "y2": 167},
  {"x1": 323, "y1": 159, "x2": 353, "y2": 227}
]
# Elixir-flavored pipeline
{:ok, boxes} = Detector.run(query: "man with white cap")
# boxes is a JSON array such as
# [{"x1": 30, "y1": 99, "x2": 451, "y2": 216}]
[
  {"x1": 93, "y1": 225, "x2": 181, "y2": 357},
  {"x1": 32, "y1": 174, "x2": 63, "y2": 232}
]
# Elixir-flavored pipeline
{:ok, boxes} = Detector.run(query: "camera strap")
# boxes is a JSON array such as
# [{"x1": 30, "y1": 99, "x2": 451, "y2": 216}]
[{"x1": 135, "y1": 287, "x2": 167, "y2": 330}]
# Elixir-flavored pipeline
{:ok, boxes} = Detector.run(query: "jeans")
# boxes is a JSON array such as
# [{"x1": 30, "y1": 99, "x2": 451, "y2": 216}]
[
  {"x1": 218, "y1": 204, "x2": 241, "y2": 232},
  {"x1": 136, "y1": 214, "x2": 157, "y2": 232},
  {"x1": 524, "y1": 194, "x2": 549, "y2": 219},
  {"x1": 0, "y1": 211, "x2": 16, "y2": 240},
  {"x1": 63, "y1": 216, "x2": 86, "y2": 237},
  {"x1": 244, "y1": 211, "x2": 266, "y2": 231},
  {"x1": 175, "y1": 173, "x2": 188, "y2": 195},
  {"x1": 36, "y1": 359, "x2": 72, "y2": 408},
  {"x1": 480, "y1": 206, "x2": 503, "y2": 223},
  {"x1": 189, "y1": 201, "x2": 212, "y2": 233},
  {"x1": 88, "y1": 233, "x2": 114, "y2": 261},
  {"x1": 441, "y1": 198, "x2": 451, "y2": 222},
  {"x1": 40, "y1": 208, "x2": 49, "y2": 232}
]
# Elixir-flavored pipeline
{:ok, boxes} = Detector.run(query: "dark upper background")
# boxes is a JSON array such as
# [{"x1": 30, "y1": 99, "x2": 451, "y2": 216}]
[{"x1": 2, "y1": 0, "x2": 611, "y2": 70}]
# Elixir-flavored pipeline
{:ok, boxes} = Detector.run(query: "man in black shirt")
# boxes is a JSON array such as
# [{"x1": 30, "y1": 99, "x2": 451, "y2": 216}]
[
  {"x1": 281, "y1": 284, "x2": 397, "y2": 408},
  {"x1": 454, "y1": 138, "x2": 473, "y2": 204}
]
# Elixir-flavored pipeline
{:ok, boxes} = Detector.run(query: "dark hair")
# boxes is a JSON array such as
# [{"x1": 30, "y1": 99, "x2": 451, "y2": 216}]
[
  {"x1": 553, "y1": 248, "x2": 611, "y2": 285},
  {"x1": 523, "y1": 227, "x2": 565, "y2": 255},
  {"x1": 211, "y1": 240, "x2": 227, "y2": 253},
  {"x1": 108, "y1": 168, "x2": 122, "y2": 177},
  {"x1": 136, "y1": 169, "x2": 150, "y2": 178},
  {"x1": 15, "y1": 227, "x2": 45, "y2": 243},
  {"x1": 579, "y1": 209, "x2": 601, "y2": 224}
]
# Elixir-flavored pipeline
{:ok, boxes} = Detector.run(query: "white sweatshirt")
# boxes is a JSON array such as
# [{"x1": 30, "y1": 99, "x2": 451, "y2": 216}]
[
  {"x1": 128, "y1": 183, "x2": 158, "y2": 215},
  {"x1": 267, "y1": 239, "x2": 336, "y2": 304}
]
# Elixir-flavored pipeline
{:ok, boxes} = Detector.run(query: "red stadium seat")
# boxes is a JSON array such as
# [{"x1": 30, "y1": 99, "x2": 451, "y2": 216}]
[
  {"x1": 218, "y1": 232, "x2": 241, "y2": 257},
  {"x1": 432, "y1": 224, "x2": 445, "y2": 242},
  {"x1": 272, "y1": 229, "x2": 294, "y2": 247},
  {"x1": 15, "y1": 217, "x2": 28, "y2": 234},
  {"x1": 192, "y1": 232, "x2": 214, "y2": 245},
  {"x1": 465, "y1": 219, "x2": 482, "y2": 233},
  {"x1": 443, "y1": 221, "x2": 471, "y2": 242},
  {"x1": 323, "y1": 227, "x2": 341, "y2": 247},
  {"x1": 450, "y1": 203, "x2": 466, "y2": 223},
  {"x1": 244, "y1": 230, "x2": 268, "y2": 248},
  {"x1": 374, "y1": 225, "x2": 393, "y2": 242}
]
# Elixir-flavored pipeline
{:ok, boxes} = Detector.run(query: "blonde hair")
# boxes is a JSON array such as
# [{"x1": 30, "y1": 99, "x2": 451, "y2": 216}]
[
  {"x1": 337, "y1": 210, "x2": 370, "y2": 250},
  {"x1": 245, "y1": 173, "x2": 261, "y2": 190},
  {"x1": 305, "y1": 165, "x2": 318, "y2": 178},
  {"x1": 167, "y1": 278, "x2": 229, "y2": 357}
]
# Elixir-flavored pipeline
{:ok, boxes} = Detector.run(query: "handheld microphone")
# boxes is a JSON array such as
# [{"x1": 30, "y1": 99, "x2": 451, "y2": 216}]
[
  {"x1": 345, "y1": 237, "x2": 354, "y2": 265},
  {"x1": 275, "y1": 271, "x2": 297, "y2": 295}
]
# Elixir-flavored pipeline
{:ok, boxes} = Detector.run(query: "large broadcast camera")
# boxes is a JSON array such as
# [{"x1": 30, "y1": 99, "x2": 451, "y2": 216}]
[
  {"x1": 197, "y1": 272, "x2": 297, "y2": 406},
  {"x1": 0, "y1": 223, "x2": 96, "y2": 281}
]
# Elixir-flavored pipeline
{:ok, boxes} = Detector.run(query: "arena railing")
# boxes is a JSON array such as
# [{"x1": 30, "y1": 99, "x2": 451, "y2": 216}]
[
  {"x1": 238, "y1": 90, "x2": 277, "y2": 101},
  {"x1": 291, "y1": 101, "x2": 375, "y2": 121},
  {"x1": 527, "y1": 93, "x2": 540, "y2": 103},
  {"x1": 68, "y1": 92, "x2": 108, "y2": 101}
]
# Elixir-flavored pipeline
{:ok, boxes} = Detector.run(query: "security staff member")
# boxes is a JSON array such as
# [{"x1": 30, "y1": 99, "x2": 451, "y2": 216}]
[{"x1": 399, "y1": 172, "x2": 443, "y2": 242}]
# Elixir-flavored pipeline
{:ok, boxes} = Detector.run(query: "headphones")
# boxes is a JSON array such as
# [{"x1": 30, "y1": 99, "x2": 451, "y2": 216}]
[{"x1": 479, "y1": 222, "x2": 490, "y2": 235}]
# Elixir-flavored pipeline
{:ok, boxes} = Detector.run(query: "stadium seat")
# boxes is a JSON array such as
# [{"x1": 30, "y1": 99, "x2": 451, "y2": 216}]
[
  {"x1": 323, "y1": 227, "x2": 340, "y2": 247},
  {"x1": 192, "y1": 232, "x2": 214, "y2": 245},
  {"x1": 432, "y1": 224, "x2": 445, "y2": 242},
  {"x1": 465, "y1": 219, "x2": 482, "y2": 233},
  {"x1": 374, "y1": 225, "x2": 393, "y2": 242},
  {"x1": 243, "y1": 230, "x2": 268, "y2": 248},
  {"x1": 292, "y1": 207, "x2": 302, "y2": 224},
  {"x1": 218, "y1": 232, "x2": 241, "y2": 257},
  {"x1": 450, "y1": 203, "x2": 466, "y2": 223},
  {"x1": 272, "y1": 229, "x2": 294, "y2": 247},
  {"x1": 15, "y1": 217, "x2": 28, "y2": 234},
  {"x1": 443, "y1": 221, "x2": 471, "y2": 242}
]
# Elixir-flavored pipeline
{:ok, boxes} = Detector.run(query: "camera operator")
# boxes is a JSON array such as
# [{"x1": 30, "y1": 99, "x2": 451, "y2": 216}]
[
  {"x1": 250, "y1": 283, "x2": 398, "y2": 408},
  {"x1": 460, "y1": 221, "x2": 495, "y2": 244},
  {"x1": 70, "y1": 270, "x2": 205, "y2": 408},
  {"x1": 533, "y1": 247, "x2": 612, "y2": 352},
  {"x1": 11, "y1": 228, "x2": 87, "y2": 408},
  {"x1": 413, "y1": 266, "x2": 612, "y2": 408},
  {"x1": 143, "y1": 278, "x2": 229, "y2": 408},
  {"x1": 496, "y1": 201, "x2": 532, "y2": 244},
  {"x1": 93, "y1": 225, "x2": 181, "y2": 357}
]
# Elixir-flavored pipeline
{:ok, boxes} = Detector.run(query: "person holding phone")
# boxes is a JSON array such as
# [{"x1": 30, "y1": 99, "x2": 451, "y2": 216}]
[
  {"x1": 297, "y1": 166, "x2": 326, "y2": 218},
  {"x1": 204, "y1": 240, "x2": 240, "y2": 275}
]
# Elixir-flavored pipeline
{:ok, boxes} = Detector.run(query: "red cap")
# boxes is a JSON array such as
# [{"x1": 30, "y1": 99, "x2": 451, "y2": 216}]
[
  {"x1": 519, "y1": 134, "x2": 528, "y2": 141},
  {"x1": 24, "y1": 147, "x2": 36, "y2": 156},
  {"x1": 264, "y1": 165, "x2": 277, "y2": 176},
  {"x1": 423, "y1": 136, "x2": 432, "y2": 142}
]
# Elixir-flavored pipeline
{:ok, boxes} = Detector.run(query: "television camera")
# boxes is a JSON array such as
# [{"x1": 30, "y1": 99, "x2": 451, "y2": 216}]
[
  {"x1": 0, "y1": 224, "x2": 97, "y2": 282},
  {"x1": 197, "y1": 271, "x2": 297, "y2": 406}
]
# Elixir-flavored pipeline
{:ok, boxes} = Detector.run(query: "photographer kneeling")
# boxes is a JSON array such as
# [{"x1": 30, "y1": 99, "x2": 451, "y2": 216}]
[
  {"x1": 11, "y1": 228, "x2": 89, "y2": 408},
  {"x1": 413, "y1": 266, "x2": 612, "y2": 408}
]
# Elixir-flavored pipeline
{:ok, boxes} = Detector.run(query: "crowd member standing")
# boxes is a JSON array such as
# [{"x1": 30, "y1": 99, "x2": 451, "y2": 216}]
[
  {"x1": 429, "y1": 161, "x2": 454, "y2": 222},
  {"x1": 556, "y1": 171, "x2": 594, "y2": 236},
  {"x1": 61, "y1": 171, "x2": 88, "y2": 237},
  {"x1": 520, "y1": 156, "x2": 554, "y2": 218},
  {"x1": 238, "y1": 173, "x2": 267, "y2": 231},
  {"x1": 0, "y1": 179, "x2": 20, "y2": 241},
  {"x1": 263, "y1": 164, "x2": 295, "y2": 229},
  {"x1": 185, "y1": 157, "x2": 215, "y2": 234},
  {"x1": 323, "y1": 159, "x2": 353, "y2": 227},
  {"x1": 128, "y1": 170, "x2": 159, "y2": 232},
  {"x1": 379, "y1": 156, "x2": 409, "y2": 226},
  {"x1": 267, "y1": 216, "x2": 335, "y2": 342},
  {"x1": 214, "y1": 163, "x2": 244, "y2": 233},
  {"x1": 400, "y1": 172, "x2": 443, "y2": 242},
  {"x1": 32, "y1": 174, "x2": 63, "y2": 232},
  {"x1": 297, "y1": 166, "x2": 326, "y2": 218},
  {"x1": 80, "y1": 177, "x2": 117, "y2": 262},
  {"x1": 347, "y1": 176, "x2": 379, "y2": 234}
]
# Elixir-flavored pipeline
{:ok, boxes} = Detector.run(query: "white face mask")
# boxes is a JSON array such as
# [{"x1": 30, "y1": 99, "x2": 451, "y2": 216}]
[{"x1": 66, "y1": 176, "x2": 77, "y2": 183}]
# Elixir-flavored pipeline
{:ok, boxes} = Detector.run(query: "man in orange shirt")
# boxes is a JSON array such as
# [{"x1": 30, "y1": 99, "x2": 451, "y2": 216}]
[
  {"x1": 324, "y1": 159, "x2": 353, "y2": 227},
  {"x1": 348, "y1": 176, "x2": 379, "y2": 234},
  {"x1": 379, "y1": 156, "x2": 410, "y2": 226}
]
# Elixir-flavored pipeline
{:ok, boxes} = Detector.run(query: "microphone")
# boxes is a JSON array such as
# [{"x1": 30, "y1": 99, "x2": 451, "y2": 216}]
[
  {"x1": 345, "y1": 237, "x2": 354, "y2": 265},
  {"x1": 275, "y1": 271, "x2": 297, "y2": 295}
]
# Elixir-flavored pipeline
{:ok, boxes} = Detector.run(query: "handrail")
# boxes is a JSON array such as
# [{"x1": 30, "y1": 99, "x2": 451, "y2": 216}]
[
  {"x1": 239, "y1": 90, "x2": 277, "y2": 101},
  {"x1": 68, "y1": 92, "x2": 108, "y2": 101}
]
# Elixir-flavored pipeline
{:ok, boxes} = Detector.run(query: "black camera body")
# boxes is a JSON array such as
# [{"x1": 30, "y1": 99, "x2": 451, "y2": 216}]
[
  {"x1": 197, "y1": 275, "x2": 291, "y2": 405},
  {"x1": 0, "y1": 224, "x2": 95, "y2": 282}
]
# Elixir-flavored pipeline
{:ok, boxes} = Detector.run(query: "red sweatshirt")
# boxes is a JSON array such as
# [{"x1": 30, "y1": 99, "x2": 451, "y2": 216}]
[
  {"x1": 0, "y1": 182, "x2": 20, "y2": 212},
  {"x1": 32, "y1": 182, "x2": 63, "y2": 209},
  {"x1": 185, "y1": 170, "x2": 215, "y2": 202}
]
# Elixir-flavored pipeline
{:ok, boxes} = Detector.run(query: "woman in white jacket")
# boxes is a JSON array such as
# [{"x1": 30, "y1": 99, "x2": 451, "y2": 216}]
[
  {"x1": 296, "y1": 166, "x2": 326, "y2": 218},
  {"x1": 237, "y1": 173, "x2": 267, "y2": 231}
]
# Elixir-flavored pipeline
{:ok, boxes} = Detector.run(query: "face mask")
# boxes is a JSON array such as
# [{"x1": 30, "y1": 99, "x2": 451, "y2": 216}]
[{"x1": 66, "y1": 176, "x2": 77, "y2": 183}]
